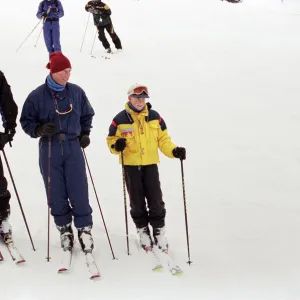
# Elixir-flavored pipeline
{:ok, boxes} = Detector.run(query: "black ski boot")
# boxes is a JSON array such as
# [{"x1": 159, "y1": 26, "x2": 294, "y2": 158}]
[
  {"x1": 0, "y1": 208, "x2": 12, "y2": 244},
  {"x1": 137, "y1": 226, "x2": 153, "y2": 251},
  {"x1": 78, "y1": 226, "x2": 94, "y2": 254},
  {"x1": 57, "y1": 223, "x2": 74, "y2": 251},
  {"x1": 153, "y1": 227, "x2": 168, "y2": 252}
]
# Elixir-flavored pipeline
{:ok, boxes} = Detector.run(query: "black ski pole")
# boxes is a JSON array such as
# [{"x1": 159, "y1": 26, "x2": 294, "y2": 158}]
[
  {"x1": 180, "y1": 159, "x2": 192, "y2": 265},
  {"x1": 1, "y1": 149, "x2": 36, "y2": 251},
  {"x1": 121, "y1": 151, "x2": 130, "y2": 255},
  {"x1": 82, "y1": 149, "x2": 116, "y2": 260},
  {"x1": 46, "y1": 137, "x2": 52, "y2": 262},
  {"x1": 16, "y1": 19, "x2": 43, "y2": 52},
  {"x1": 80, "y1": 13, "x2": 91, "y2": 52}
]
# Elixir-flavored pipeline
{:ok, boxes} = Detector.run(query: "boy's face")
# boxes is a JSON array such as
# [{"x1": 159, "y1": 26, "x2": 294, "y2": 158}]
[{"x1": 128, "y1": 96, "x2": 146, "y2": 111}]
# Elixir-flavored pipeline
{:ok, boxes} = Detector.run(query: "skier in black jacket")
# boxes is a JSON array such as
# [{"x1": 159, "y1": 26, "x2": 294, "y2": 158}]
[
  {"x1": 0, "y1": 71, "x2": 18, "y2": 242},
  {"x1": 85, "y1": 0, "x2": 122, "y2": 53}
]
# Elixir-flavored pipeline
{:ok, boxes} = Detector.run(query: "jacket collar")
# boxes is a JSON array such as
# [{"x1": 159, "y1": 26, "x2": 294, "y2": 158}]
[{"x1": 125, "y1": 102, "x2": 149, "y2": 120}]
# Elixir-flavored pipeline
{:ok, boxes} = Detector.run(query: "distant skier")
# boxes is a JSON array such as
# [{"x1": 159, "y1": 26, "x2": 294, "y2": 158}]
[
  {"x1": 221, "y1": 0, "x2": 242, "y2": 3},
  {"x1": 85, "y1": 0, "x2": 122, "y2": 54},
  {"x1": 107, "y1": 83, "x2": 186, "y2": 253},
  {"x1": 0, "y1": 71, "x2": 18, "y2": 243},
  {"x1": 20, "y1": 53, "x2": 96, "y2": 255},
  {"x1": 36, "y1": 0, "x2": 65, "y2": 54}
]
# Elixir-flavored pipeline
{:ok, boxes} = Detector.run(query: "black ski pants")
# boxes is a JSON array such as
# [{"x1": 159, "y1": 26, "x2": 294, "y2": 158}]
[
  {"x1": 124, "y1": 164, "x2": 166, "y2": 229},
  {"x1": 0, "y1": 156, "x2": 11, "y2": 221},
  {"x1": 97, "y1": 24, "x2": 122, "y2": 50}
]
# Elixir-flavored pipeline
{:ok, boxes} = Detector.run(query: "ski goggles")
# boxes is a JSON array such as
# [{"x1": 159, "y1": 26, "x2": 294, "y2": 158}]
[{"x1": 130, "y1": 86, "x2": 149, "y2": 96}]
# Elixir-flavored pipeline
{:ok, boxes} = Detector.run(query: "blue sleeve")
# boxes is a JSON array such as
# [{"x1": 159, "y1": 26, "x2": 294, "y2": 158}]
[
  {"x1": 80, "y1": 91, "x2": 95, "y2": 134},
  {"x1": 20, "y1": 96, "x2": 40, "y2": 138},
  {"x1": 56, "y1": 1, "x2": 64, "y2": 18},
  {"x1": 36, "y1": 2, "x2": 43, "y2": 19}
]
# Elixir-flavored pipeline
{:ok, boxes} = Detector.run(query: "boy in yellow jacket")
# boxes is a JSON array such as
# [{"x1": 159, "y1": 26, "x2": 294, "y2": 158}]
[{"x1": 107, "y1": 83, "x2": 186, "y2": 252}]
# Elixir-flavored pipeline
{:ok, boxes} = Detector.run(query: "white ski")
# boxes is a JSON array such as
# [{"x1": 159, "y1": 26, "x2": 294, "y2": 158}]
[
  {"x1": 5, "y1": 241, "x2": 26, "y2": 264},
  {"x1": 58, "y1": 249, "x2": 73, "y2": 273},
  {"x1": 85, "y1": 251, "x2": 101, "y2": 280}
]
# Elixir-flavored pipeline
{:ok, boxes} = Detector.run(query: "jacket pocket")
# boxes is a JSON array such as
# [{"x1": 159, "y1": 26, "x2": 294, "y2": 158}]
[{"x1": 149, "y1": 123, "x2": 160, "y2": 142}]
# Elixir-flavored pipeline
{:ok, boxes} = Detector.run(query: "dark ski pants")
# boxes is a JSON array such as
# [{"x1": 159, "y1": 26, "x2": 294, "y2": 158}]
[
  {"x1": 97, "y1": 24, "x2": 122, "y2": 50},
  {"x1": 43, "y1": 20, "x2": 61, "y2": 54},
  {"x1": 0, "y1": 156, "x2": 11, "y2": 222},
  {"x1": 39, "y1": 137, "x2": 93, "y2": 228},
  {"x1": 124, "y1": 164, "x2": 166, "y2": 229}
]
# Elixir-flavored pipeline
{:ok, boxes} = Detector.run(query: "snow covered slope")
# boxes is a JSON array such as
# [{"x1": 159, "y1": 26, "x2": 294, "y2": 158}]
[{"x1": 1, "y1": 0, "x2": 300, "y2": 299}]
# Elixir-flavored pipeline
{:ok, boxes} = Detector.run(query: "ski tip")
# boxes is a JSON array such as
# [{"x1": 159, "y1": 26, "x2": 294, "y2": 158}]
[
  {"x1": 152, "y1": 265, "x2": 164, "y2": 272},
  {"x1": 16, "y1": 259, "x2": 26, "y2": 264},
  {"x1": 58, "y1": 268, "x2": 68, "y2": 273},
  {"x1": 171, "y1": 269, "x2": 184, "y2": 276},
  {"x1": 90, "y1": 274, "x2": 101, "y2": 280}
]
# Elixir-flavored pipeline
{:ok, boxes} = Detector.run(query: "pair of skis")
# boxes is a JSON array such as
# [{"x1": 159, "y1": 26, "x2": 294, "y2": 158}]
[
  {"x1": 57, "y1": 248, "x2": 101, "y2": 280},
  {"x1": 143, "y1": 246, "x2": 184, "y2": 276}
]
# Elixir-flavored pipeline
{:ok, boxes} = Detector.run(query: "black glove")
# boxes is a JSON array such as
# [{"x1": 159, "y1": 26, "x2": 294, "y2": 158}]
[
  {"x1": 51, "y1": 7, "x2": 58, "y2": 13},
  {"x1": 79, "y1": 135, "x2": 90, "y2": 149},
  {"x1": 42, "y1": 11, "x2": 48, "y2": 18},
  {"x1": 172, "y1": 147, "x2": 186, "y2": 160},
  {"x1": 0, "y1": 133, "x2": 9, "y2": 151},
  {"x1": 5, "y1": 128, "x2": 16, "y2": 143},
  {"x1": 114, "y1": 138, "x2": 126, "y2": 152},
  {"x1": 36, "y1": 123, "x2": 57, "y2": 137}
]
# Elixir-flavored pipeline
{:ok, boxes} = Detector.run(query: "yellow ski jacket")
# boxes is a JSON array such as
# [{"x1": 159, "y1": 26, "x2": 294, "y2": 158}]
[{"x1": 107, "y1": 103, "x2": 176, "y2": 165}]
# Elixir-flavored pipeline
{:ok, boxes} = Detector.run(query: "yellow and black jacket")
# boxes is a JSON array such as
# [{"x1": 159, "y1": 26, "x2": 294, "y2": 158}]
[
  {"x1": 85, "y1": 1, "x2": 112, "y2": 27},
  {"x1": 107, "y1": 103, "x2": 176, "y2": 166}
]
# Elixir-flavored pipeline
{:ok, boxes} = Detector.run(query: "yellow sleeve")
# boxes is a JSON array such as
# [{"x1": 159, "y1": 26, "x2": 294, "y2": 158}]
[
  {"x1": 158, "y1": 127, "x2": 176, "y2": 158},
  {"x1": 107, "y1": 121, "x2": 121, "y2": 155},
  {"x1": 107, "y1": 135, "x2": 119, "y2": 155}
]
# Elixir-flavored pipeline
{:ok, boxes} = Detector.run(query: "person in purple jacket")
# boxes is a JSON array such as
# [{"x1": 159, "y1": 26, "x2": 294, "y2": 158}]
[{"x1": 36, "y1": 0, "x2": 64, "y2": 54}]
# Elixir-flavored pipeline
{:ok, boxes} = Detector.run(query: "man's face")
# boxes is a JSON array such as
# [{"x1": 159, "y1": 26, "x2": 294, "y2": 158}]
[{"x1": 52, "y1": 68, "x2": 71, "y2": 85}]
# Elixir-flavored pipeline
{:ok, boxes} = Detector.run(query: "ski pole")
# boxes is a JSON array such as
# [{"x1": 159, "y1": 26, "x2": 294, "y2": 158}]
[
  {"x1": 80, "y1": 13, "x2": 91, "y2": 52},
  {"x1": 90, "y1": 29, "x2": 98, "y2": 56},
  {"x1": 16, "y1": 19, "x2": 43, "y2": 52},
  {"x1": 82, "y1": 149, "x2": 116, "y2": 260},
  {"x1": 34, "y1": 7, "x2": 51, "y2": 48},
  {"x1": 46, "y1": 137, "x2": 52, "y2": 262},
  {"x1": 121, "y1": 151, "x2": 130, "y2": 255},
  {"x1": 34, "y1": 26, "x2": 43, "y2": 48},
  {"x1": 1, "y1": 149, "x2": 36, "y2": 251},
  {"x1": 180, "y1": 159, "x2": 192, "y2": 265}
]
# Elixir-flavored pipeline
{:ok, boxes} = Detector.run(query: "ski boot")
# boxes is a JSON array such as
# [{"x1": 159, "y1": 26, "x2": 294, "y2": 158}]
[
  {"x1": 153, "y1": 227, "x2": 168, "y2": 252},
  {"x1": 106, "y1": 47, "x2": 112, "y2": 54},
  {"x1": 137, "y1": 226, "x2": 153, "y2": 252},
  {"x1": 78, "y1": 226, "x2": 94, "y2": 254},
  {"x1": 57, "y1": 223, "x2": 74, "y2": 251},
  {"x1": 0, "y1": 209, "x2": 12, "y2": 244}
]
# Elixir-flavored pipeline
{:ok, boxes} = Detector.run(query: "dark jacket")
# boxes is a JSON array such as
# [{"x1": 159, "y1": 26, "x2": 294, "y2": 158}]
[
  {"x1": 85, "y1": 1, "x2": 112, "y2": 27},
  {"x1": 20, "y1": 81, "x2": 94, "y2": 139},
  {"x1": 0, "y1": 71, "x2": 18, "y2": 130}
]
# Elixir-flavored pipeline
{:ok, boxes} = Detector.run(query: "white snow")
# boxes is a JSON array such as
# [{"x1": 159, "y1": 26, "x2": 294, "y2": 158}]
[{"x1": 1, "y1": 0, "x2": 300, "y2": 299}]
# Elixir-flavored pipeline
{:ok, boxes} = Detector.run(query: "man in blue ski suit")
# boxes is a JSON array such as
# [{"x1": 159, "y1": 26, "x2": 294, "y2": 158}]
[
  {"x1": 36, "y1": 0, "x2": 64, "y2": 54},
  {"x1": 20, "y1": 53, "x2": 95, "y2": 253}
]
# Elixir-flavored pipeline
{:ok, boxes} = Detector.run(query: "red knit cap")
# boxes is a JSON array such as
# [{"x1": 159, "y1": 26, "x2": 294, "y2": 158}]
[{"x1": 46, "y1": 52, "x2": 72, "y2": 74}]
